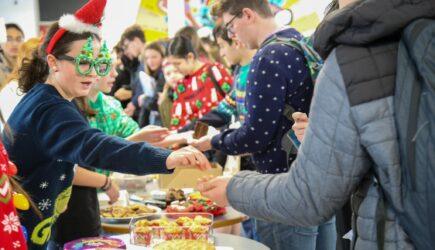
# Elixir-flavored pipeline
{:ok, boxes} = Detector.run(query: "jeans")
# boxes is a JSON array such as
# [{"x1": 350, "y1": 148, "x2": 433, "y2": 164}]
[
  {"x1": 316, "y1": 217, "x2": 337, "y2": 250},
  {"x1": 254, "y1": 217, "x2": 336, "y2": 250},
  {"x1": 241, "y1": 218, "x2": 259, "y2": 240}
]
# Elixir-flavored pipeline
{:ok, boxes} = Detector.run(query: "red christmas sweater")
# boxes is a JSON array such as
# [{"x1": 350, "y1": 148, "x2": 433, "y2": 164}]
[
  {"x1": 170, "y1": 63, "x2": 233, "y2": 130},
  {"x1": 0, "y1": 141, "x2": 27, "y2": 250}
]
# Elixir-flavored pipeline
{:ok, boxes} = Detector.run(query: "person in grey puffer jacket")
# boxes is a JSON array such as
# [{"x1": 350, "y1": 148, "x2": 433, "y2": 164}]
[{"x1": 197, "y1": 0, "x2": 435, "y2": 249}]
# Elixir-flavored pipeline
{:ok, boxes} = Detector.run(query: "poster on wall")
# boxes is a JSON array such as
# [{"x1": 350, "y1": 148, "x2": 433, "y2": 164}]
[
  {"x1": 136, "y1": 0, "x2": 168, "y2": 42},
  {"x1": 136, "y1": 0, "x2": 330, "y2": 42}
]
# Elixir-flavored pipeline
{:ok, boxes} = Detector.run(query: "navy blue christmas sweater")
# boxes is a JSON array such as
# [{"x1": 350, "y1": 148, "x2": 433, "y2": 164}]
[
  {"x1": 211, "y1": 28, "x2": 313, "y2": 174},
  {"x1": 2, "y1": 83, "x2": 172, "y2": 249}
]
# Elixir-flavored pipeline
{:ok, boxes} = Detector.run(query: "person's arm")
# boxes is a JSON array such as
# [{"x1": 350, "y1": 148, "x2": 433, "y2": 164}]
[
  {"x1": 224, "y1": 53, "x2": 372, "y2": 226},
  {"x1": 126, "y1": 125, "x2": 169, "y2": 143},
  {"x1": 73, "y1": 166, "x2": 120, "y2": 204},
  {"x1": 73, "y1": 166, "x2": 106, "y2": 187},
  {"x1": 34, "y1": 102, "x2": 210, "y2": 175}
]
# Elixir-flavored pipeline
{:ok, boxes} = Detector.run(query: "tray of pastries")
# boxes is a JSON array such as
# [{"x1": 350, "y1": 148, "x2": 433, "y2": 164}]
[
  {"x1": 100, "y1": 204, "x2": 161, "y2": 224},
  {"x1": 130, "y1": 213, "x2": 214, "y2": 247}
]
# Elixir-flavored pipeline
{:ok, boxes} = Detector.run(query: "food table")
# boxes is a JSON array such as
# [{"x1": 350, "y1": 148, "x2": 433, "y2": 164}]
[
  {"x1": 101, "y1": 206, "x2": 247, "y2": 234},
  {"x1": 112, "y1": 233, "x2": 270, "y2": 249}
]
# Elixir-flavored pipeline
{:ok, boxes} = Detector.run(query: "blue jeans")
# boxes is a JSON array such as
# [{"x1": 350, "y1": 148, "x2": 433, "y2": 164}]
[
  {"x1": 241, "y1": 218, "x2": 259, "y2": 240},
  {"x1": 316, "y1": 217, "x2": 337, "y2": 250},
  {"x1": 254, "y1": 217, "x2": 336, "y2": 250}
]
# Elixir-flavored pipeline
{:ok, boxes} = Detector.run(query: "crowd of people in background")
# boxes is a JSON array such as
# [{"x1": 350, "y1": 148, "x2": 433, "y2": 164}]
[{"x1": 0, "y1": 0, "x2": 434, "y2": 249}]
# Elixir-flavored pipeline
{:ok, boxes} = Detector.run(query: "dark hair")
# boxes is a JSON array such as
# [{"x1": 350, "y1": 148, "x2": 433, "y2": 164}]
[
  {"x1": 213, "y1": 25, "x2": 232, "y2": 45},
  {"x1": 142, "y1": 41, "x2": 165, "y2": 76},
  {"x1": 75, "y1": 97, "x2": 96, "y2": 117},
  {"x1": 175, "y1": 26, "x2": 209, "y2": 60},
  {"x1": 212, "y1": 0, "x2": 273, "y2": 18},
  {"x1": 5, "y1": 23, "x2": 24, "y2": 37},
  {"x1": 18, "y1": 22, "x2": 99, "y2": 93},
  {"x1": 168, "y1": 36, "x2": 197, "y2": 59},
  {"x1": 122, "y1": 25, "x2": 146, "y2": 43},
  {"x1": 325, "y1": 0, "x2": 339, "y2": 15}
]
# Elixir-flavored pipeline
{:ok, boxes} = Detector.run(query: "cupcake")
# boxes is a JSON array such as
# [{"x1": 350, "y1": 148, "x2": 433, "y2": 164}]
[
  {"x1": 193, "y1": 215, "x2": 212, "y2": 226},
  {"x1": 176, "y1": 216, "x2": 193, "y2": 226},
  {"x1": 134, "y1": 219, "x2": 150, "y2": 227},
  {"x1": 133, "y1": 226, "x2": 152, "y2": 246},
  {"x1": 150, "y1": 218, "x2": 169, "y2": 237},
  {"x1": 189, "y1": 223, "x2": 209, "y2": 240},
  {"x1": 163, "y1": 222, "x2": 183, "y2": 240}
]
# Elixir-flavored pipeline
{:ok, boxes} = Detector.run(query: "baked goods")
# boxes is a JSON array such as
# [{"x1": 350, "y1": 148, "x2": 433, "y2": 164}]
[
  {"x1": 132, "y1": 226, "x2": 152, "y2": 246},
  {"x1": 100, "y1": 204, "x2": 157, "y2": 219},
  {"x1": 193, "y1": 215, "x2": 212, "y2": 226},
  {"x1": 131, "y1": 215, "x2": 213, "y2": 246},
  {"x1": 166, "y1": 188, "x2": 186, "y2": 203},
  {"x1": 166, "y1": 193, "x2": 226, "y2": 216},
  {"x1": 189, "y1": 224, "x2": 209, "y2": 240},
  {"x1": 153, "y1": 240, "x2": 215, "y2": 250},
  {"x1": 193, "y1": 121, "x2": 209, "y2": 139},
  {"x1": 163, "y1": 222, "x2": 183, "y2": 240}
]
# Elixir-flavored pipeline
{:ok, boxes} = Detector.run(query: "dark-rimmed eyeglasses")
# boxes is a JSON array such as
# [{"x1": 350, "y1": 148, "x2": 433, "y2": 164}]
[{"x1": 224, "y1": 11, "x2": 243, "y2": 38}]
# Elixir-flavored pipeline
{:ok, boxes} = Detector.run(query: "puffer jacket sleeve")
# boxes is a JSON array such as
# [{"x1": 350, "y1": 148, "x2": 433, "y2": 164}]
[{"x1": 226, "y1": 52, "x2": 373, "y2": 227}]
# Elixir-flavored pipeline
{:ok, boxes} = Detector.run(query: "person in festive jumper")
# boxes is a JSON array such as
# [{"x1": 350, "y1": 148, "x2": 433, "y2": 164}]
[
  {"x1": 192, "y1": 1, "x2": 336, "y2": 250},
  {"x1": 53, "y1": 50, "x2": 171, "y2": 246},
  {"x1": 167, "y1": 36, "x2": 233, "y2": 131},
  {"x1": 179, "y1": 24, "x2": 256, "y2": 132},
  {"x1": 0, "y1": 112, "x2": 27, "y2": 249},
  {"x1": 2, "y1": 0, "x2": 211, "y2": 249}
]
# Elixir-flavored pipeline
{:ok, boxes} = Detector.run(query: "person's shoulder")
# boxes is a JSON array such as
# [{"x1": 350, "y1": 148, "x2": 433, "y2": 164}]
[{"x1": 103, "y1": 94, "x2": 123, "y2": 109}]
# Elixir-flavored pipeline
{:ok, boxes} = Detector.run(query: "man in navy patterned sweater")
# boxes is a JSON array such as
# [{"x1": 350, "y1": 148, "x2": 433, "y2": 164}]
[{"x1": 192, "y1": 1, "x2": 336, "y2": 250}]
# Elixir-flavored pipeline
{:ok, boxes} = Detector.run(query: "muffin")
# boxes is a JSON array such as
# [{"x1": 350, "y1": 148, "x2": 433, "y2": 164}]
[
  {"x1": 150, "y1": 218, "x2": 170, "y2": 236},
  {"x1": 163, "y1": 223, "x2": 183, "y2": 240},
  {"x1": 176, "y1": 216, "x2": 193, "y2": 226},
  {"x1": 189, "y1": 224, "x2": 209, "y2": 240},
  {"x1": 134, "y1": 219, "x2": 151, "y2": 227},
  {"x1": 193, "y1": 216, "x2": 212, "y2": 226},
  {"x1": 133, "y1": 226, "x2": 152, "y2": 246}
]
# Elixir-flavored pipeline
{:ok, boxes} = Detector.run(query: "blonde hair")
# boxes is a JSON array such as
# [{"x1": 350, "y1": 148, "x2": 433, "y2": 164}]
[{"x1": 2, "y1": 38, "x2": 40, "y2": 90}]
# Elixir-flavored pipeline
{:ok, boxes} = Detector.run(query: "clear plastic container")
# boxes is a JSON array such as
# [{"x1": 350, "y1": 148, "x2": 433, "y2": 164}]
[
  {"x1": 129, "y1": 213, "x2": 214, "y2": 247},
  {"x1": 111, "y1": 174, "x2": 155, "y2": 194}
]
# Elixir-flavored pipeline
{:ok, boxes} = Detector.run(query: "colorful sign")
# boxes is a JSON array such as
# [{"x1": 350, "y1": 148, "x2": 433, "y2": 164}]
[{"x1": 136, "y1": 0, "x2": 168, "y2": 42}]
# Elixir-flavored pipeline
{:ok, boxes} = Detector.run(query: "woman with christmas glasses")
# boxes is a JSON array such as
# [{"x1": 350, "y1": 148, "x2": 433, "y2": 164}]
[
  {"x1": 2, "y1": 0, "x2": 210, "y2": 249},
  {"x1": 167, "y1": 35, "x2": 233, "y2": 131}
]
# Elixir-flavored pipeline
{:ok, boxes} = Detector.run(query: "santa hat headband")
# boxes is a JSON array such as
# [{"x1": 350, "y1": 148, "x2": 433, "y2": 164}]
[{"x1": 46, "y1": 0, "x2": 107, "y2": 54}]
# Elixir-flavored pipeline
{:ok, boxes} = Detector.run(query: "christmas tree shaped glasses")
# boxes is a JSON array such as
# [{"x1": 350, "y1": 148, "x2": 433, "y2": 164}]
[{"x1": 57, "y1": 36, "x2": 113, "y2": 77}]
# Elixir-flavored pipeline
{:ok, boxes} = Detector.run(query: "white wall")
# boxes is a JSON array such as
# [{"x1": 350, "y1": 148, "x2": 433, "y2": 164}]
[
  {"x1": 0, "y1": 0, "x2": 39, "y2": 38},
  {"x1": 101, "y1": 0, "x2": 141, "y2": 49}
]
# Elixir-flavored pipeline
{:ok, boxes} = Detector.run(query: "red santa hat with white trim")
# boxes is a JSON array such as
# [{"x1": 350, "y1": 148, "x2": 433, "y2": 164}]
[{"x1": 46, "y1": 0, "x2": 107, "y2": 54}]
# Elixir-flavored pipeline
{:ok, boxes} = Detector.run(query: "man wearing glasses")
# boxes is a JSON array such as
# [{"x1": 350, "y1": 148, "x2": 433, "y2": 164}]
[
  {"x1": 0, "y1": 23, "x2": 24, "y2": 89},
  {"x1": 191, "y1": 1, "x2": 336, "y2": 249}
]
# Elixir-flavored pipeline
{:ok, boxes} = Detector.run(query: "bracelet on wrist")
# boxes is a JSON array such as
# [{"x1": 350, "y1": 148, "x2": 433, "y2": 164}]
[{"x1": 101, "y1": 176, "x2": 110, "y2": 190}]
